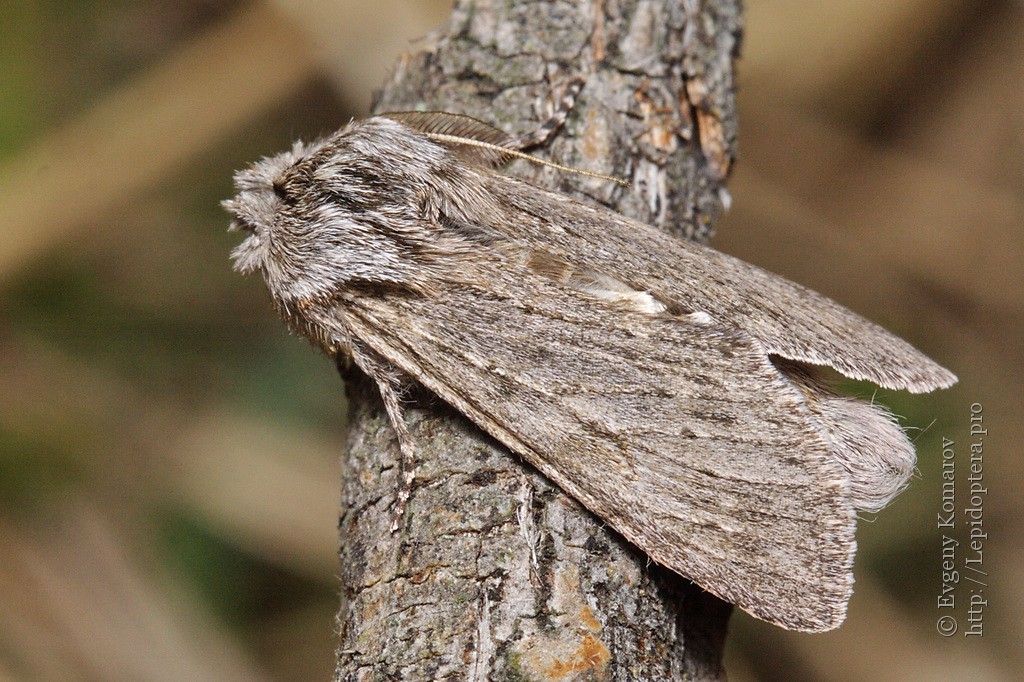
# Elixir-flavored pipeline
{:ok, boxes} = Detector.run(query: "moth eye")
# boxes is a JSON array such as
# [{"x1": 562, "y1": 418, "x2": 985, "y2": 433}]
[{"x1": 272, "y1": 178, "x2": 296, "y2": 205}]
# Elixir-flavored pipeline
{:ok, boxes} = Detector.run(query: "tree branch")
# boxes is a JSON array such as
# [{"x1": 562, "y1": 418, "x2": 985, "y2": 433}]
[{"x1": 336, "y1": 1, "x2": 742, "y2": 678}]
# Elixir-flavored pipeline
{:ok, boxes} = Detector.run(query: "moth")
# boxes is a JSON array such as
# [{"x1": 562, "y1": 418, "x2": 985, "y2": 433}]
[{"x1": 224, "y1": 112, "x2": 956, "y2": 632}]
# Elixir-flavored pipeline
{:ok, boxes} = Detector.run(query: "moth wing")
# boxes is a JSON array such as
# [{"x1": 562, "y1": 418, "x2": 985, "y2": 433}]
[
  {"x1": 343, "y1": 265, "x2": 856, "y2": 631},
  {"x1": 477, "y1": 176, "x2": 957, "y2": 393}
]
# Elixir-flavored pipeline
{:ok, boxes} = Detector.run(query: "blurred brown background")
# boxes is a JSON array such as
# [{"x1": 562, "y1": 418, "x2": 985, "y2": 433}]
[{"x1": 0, "y1": 1, "x2": 1019, "y2": 680}]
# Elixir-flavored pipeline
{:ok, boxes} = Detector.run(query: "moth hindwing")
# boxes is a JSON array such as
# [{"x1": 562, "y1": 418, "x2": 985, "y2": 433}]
[{"x1": 226, "y1": 112, "x2": 956, "y2": 631}]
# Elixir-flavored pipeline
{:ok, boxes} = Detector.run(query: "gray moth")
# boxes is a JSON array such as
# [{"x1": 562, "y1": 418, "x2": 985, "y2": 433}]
[{"x1": 224, "y1": 112, "x2": 956, "y2": 632}]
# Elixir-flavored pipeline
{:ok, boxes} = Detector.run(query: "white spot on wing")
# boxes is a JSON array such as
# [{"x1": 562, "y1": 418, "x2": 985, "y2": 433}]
[{"x1": 688, "y1": 311, "x2": 714, "y2": 325}]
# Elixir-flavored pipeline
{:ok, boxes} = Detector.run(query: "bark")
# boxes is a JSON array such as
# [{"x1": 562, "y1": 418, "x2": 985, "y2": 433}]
[{"x1": 336, "y1": 1, "x2": 742, "y2": 679}]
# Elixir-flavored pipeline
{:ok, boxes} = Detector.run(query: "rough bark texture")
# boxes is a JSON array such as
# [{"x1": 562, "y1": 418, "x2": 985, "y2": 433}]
[{"x1": 336, "y1": 1, "x2": 742, "y2": 679}]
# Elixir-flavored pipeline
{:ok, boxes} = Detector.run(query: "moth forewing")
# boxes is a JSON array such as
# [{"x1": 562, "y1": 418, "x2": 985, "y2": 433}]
[
  {"x1": 340, "y1": 265, "x2": 857, "y2": 631},
  {"x1": 462, "y1": 172, "x2": 957, "y2": 394}
]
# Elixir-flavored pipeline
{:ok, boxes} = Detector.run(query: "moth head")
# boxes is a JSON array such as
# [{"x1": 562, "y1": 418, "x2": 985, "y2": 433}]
[
  {"x1": 224, "y1": 136, "x2": 391, "y2": 302},
  {"x1": 225, "y1": 118, "x2": 493, "y2": 302},
  {"x1": 224, "y1": 140, "x2": 321, "y2": 277}
]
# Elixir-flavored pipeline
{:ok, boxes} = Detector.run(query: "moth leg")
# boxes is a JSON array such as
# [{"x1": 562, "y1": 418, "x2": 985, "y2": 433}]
[
  {"x1": 349, "y1": 341, "x2": 418, "y2": 532},
  {"x1": 515, "y1": 77, "x2": 585, "y2": 150}
]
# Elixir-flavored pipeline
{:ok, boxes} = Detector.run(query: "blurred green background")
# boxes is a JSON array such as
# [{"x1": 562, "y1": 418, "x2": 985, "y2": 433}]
[{"x1": 0, "y1": 1, "x2": 1019, "y2": 680}]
